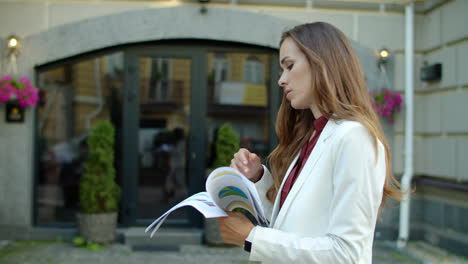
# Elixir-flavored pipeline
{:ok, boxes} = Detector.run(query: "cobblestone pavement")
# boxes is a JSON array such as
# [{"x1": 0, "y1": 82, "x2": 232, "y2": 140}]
[{"x1": 0, "y1": 240, "x2": 421, "y2": 264}]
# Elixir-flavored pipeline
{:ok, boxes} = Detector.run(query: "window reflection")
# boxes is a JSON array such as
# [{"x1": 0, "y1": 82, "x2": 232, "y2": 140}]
[
  {"x1": 36, "y1": 53, "x2": 124, "y2": 224},
  {"x1": 244, "y1": 56, "x2": 264, "y2": 84},
  {"x1": 206, "y1": 52, "x2": 271, "y2": 166},
  {"x1": 148, "y1": 58, "x2": 171, "y2": 102},
  {"x1": 35, "y1": 47, "x2": 275, "y2": 226},
  {"x1": 137, "y1": 57, "x2": 191, "y2": 221}
]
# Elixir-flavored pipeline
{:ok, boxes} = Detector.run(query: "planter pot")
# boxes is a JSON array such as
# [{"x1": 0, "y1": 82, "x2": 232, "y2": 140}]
[
  {"x1": 203, "y1": 168, "x2": 228, "y2": 245},
  {"x1": 77, "y1": 212, "x2": 117, "y2": 243},
  {"x1": 204, "y1": 218, "x2": 226, "y2": 246}
]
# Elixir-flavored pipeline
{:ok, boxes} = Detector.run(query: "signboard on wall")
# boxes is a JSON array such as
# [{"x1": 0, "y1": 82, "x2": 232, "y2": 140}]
[{"x1": 5, "y1": 102, "x2": 24, "y2": 123}]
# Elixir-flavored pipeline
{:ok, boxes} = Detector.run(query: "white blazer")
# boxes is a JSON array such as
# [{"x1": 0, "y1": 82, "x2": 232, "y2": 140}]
[{"x1": 248, "y1": 119, "x2": 386, "y2": 264}]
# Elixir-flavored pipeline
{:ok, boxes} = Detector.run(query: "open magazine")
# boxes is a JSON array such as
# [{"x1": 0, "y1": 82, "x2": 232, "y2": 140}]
[{"x1": 145, "y1": 166, "x2": 269, "y2": 238}]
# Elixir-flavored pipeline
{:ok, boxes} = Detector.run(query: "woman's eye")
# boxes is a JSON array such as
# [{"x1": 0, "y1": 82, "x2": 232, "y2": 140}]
[{"x1": 287, "y1": 64, "x2": 294, "y2": 70}]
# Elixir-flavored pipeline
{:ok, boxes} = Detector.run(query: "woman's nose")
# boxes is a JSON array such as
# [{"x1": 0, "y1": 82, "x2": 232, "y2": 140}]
[{"x1": 278, "y1": 75, "x2": 286, "y2": 87}]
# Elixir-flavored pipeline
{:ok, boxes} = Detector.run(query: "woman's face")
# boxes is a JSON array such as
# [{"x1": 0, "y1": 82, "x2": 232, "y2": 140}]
[{"x1": 278, "y1": 37, "x2": 315, "y2": 110}]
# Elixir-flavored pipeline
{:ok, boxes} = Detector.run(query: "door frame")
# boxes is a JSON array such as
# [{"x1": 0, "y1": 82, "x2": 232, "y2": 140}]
[{"x1": 120, "y1": 42, "x2": 279, "y2": 228}]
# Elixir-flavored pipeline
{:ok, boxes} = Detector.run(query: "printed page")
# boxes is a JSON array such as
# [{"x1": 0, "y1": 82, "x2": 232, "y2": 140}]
[
  {"x1": 206, "y1": 167, "x2": 268, "y2": 225},
  {"x1": 145, "y1": 192, "x2": 227, "y2": 237}
]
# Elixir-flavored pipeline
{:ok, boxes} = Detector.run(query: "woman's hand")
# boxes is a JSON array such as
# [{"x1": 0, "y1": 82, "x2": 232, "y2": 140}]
[
  {"x1": 218, "y1": 211, "x2": 254, "y2": 246},
  {"x1": 230, "y1": 148, "x2": 263, "y2": 182}
]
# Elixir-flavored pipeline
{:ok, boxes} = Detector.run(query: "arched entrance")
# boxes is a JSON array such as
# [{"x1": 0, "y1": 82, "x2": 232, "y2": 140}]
[{"x1": 35, "y1": 39, "x2": 279, "y2": 228}]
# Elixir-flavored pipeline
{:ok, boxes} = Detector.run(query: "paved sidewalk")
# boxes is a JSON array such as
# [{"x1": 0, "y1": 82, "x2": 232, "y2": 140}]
[{"x1": 0, "y1": 240, "x2": 423, "y2": 264}]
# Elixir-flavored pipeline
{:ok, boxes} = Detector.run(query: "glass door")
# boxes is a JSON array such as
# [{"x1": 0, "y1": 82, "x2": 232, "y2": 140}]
[
  {"x1": 121, "y1": 49, "x2": 205, "y2": 227},
  {"x1": 137, "y1": 56, "x2": 192, "y2": 221}
]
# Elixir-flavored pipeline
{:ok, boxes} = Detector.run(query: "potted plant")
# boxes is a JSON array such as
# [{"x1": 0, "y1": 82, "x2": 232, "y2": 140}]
[
  {"x1": 77, "y1": 120, "x2": 121, "y2": 243},
  {"x1": 0, "y1": 74, "x2": 40, "y2": 122},
  {"x1": 370, "y1": 89, "x2": 403, "y2": 124},
  {"x1": 205, "y1": 123, "x2": 239, "y2": 245},
  {"x1": 0, "y1": 74, "x2": 39, "y2": 107}
]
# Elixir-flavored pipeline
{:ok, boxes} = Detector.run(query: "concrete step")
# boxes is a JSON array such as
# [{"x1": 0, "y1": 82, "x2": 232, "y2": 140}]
[
  {"x1": 405, "y1": 241, "x2": 468, "y2": 264},
  {"x1": 123, "y1": 227, "x2": 203, "y2": 250}
]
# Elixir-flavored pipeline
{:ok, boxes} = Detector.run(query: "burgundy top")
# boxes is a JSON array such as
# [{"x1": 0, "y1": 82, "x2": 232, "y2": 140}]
[{"x1": 279, "y1": 115, "x2": 328, "y2": 209}]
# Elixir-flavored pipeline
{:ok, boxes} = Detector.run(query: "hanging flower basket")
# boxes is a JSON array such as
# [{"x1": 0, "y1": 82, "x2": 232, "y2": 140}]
[
  {"x1": 0, "y1": 74, "x2": 40, "y2": 108},
  {"x1": 370, "y1": 89, "x2": 403, "y2": 124}
]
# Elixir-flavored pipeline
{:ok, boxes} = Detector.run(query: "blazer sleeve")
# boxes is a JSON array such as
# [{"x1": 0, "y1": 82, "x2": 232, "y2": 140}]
[
  {"x1": 254, "y1": 165, "x2": 274, "y2": 222},
  {"x1": 249, "y1": 125, "x2": 386, "y2": 264}
]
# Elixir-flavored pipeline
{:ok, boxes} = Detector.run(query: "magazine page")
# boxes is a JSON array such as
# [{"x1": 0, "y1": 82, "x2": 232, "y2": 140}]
[
  {"x1": 145, "y1": 192, "x2": 227, "y2": 237},
  {"x1": 146, "y1": 167, "x2": 268, "y2": 238},
  {"x1": 206, "y1": 167, "x2": 268, "y2": 225}
]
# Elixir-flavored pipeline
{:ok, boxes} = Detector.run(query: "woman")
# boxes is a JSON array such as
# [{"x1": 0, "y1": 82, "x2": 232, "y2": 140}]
[{"x1": 218, "y1": 22, "x2": 402, "y2": 263}]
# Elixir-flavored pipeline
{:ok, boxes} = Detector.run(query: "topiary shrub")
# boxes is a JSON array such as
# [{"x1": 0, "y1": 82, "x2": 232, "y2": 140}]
[
  {"x1": 80, "y1": 120, "x2": 121, "y2": 214},
  {"x1": 212, "y1": 124, "x2": 239, "y2": 168},
  {"x1": 205, "y1": 123, "x2": 240, "y2": 245}
]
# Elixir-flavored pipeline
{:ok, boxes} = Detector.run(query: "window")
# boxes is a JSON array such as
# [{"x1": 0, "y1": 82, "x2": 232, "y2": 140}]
[
  {"x1": 148, "y1": 58, "x2": 172, "y2": 102},
  {"x1": 36, "y1": 52, "x2": 124, "y2": 224},
  {"x1": 244, "y1": 56, "x2": 264, "y2": 84}
]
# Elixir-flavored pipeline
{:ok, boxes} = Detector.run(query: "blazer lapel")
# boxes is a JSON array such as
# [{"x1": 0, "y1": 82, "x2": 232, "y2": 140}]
[
  {"x1": 269, "y1": 154, "x2": 299, "y2": 227},
  {"x1": 272, "y1": 120, "x2": 340, "y2": 229}
]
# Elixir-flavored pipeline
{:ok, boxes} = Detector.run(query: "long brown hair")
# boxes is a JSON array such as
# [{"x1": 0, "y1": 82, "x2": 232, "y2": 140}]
[{"x1": 266, "y1": 22, "x2": 402, "y2": 213}]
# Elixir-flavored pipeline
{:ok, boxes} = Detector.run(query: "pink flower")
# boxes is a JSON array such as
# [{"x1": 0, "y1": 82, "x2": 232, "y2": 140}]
[
  {"x1": 0, "y1": 74, "x2": 40, "y2": 107},
  {"x1": 0, "y1": 74, "x2": 12, "y2": 82},
  {"x1": 370, "y1": 89, "x2": 403, "y2": 124}
]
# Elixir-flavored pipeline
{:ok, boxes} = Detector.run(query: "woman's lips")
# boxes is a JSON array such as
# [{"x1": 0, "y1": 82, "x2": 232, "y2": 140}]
[{"x1": 285, "y1": 89, "x2": 292, "y2": 98}]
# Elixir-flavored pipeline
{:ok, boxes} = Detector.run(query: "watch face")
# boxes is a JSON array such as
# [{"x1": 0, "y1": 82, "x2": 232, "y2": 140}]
[{"x1": 244, "y1": 240, "x2": 252, "y2": 252}]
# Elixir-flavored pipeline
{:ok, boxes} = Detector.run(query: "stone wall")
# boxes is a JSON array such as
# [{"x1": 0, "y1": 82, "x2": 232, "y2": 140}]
[
  {"x1": 393, "y1": 0, "x2": 468, "y2": 180},
  {"x1": 384, "y1": 0, "x2": 468, "y2": 256}
]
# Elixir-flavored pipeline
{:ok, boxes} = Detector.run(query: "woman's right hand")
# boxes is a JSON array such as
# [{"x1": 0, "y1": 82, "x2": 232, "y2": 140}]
[{"x1": 230, "y1": 148, "x2": 263, "y2": 183}]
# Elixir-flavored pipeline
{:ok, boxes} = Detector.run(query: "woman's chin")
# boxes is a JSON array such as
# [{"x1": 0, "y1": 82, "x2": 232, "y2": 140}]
[{"x1": 290, "y1": 101, "x2": 308, "y2": 110}]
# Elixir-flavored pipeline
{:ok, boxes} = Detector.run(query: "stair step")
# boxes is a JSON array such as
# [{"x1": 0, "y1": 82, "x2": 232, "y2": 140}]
[{"x1": 123, "y1": 227, "x2": 203, "y2": 249}]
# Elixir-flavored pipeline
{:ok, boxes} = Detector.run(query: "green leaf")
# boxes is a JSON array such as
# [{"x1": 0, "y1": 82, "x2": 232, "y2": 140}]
[
  {"x1": 72, "y1": 236, "x2": 85, "y2": 247},
  {"x1": 85, "y1": 243, "x2": 101, "y2": 251}
]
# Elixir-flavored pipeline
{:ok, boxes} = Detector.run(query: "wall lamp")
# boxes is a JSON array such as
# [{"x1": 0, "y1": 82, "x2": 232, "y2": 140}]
[
  {"x1": 199, "y1": 0, "x2": 210, "y2": 14},
  {"x1": 377, "y1": 48, "x2": 390, "y2": 68},
  {"x1": 7, "y1": 35, "x2": 20, "y2": 56},
  {"x1": 5, "y1": 35, "x2": 21, "y2": 75}
]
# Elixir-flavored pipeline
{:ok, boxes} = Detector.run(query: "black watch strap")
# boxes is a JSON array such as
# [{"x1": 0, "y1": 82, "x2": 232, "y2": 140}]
[{"x1": 244, "y1": 240, "x2": 252, "y2": 253}]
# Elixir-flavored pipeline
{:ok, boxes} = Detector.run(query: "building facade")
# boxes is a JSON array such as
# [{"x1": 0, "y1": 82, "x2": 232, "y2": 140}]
[{"x1": 0, "y1": 0, "x2": 467, "y2": 256}]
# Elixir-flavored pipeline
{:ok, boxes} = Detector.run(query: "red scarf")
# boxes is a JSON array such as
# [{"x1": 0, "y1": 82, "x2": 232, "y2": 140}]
[{"x1": 279, "y1": 116, "x2": 328, "y2": 209}]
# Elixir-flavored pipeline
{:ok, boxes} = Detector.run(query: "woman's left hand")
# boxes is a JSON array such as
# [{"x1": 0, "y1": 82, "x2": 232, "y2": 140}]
[{"x1": 218, "y1": 211, "x2": 254, "y2": 246}]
